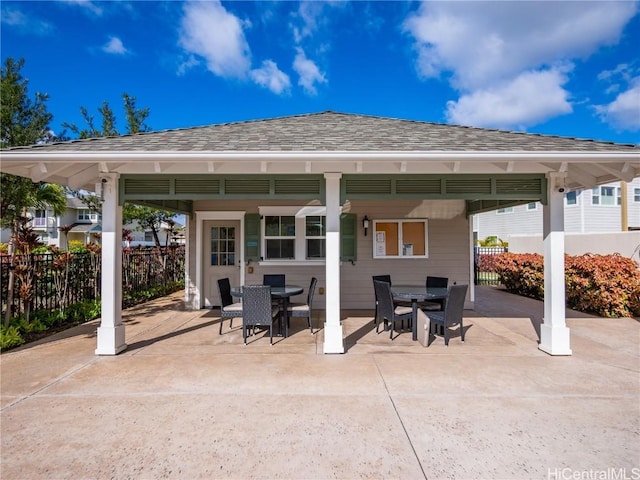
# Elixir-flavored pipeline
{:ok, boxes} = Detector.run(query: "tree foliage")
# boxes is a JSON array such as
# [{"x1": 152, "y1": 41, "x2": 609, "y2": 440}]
[
  {"x1": 123, "y1": 204, "x2": 174, "y2": 247},
  {"x1": 0, "y1": 57, "x2": 53, "y2": 148},
  {"x1": 62, "y1": 93, "x2": 150, "y2": 138}
]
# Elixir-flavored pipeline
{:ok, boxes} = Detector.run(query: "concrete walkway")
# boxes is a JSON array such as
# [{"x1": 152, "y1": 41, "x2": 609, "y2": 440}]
[{"x1": 1, "y1": 286, "x2": 638, "y2": 480}]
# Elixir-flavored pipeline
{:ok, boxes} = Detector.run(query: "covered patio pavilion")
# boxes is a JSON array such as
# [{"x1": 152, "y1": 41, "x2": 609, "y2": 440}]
[{"x1": 1, "y1": 111, "x2": 638, "y2": 356}]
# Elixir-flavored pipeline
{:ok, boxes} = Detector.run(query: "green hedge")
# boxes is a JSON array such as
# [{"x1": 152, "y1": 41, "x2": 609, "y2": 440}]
[
  {"x1": 1, "y1": 280, "x2": 184, "y2": 351},
  {"x1": 494, "y1": 253, "x2": 640, "y2": 318}
]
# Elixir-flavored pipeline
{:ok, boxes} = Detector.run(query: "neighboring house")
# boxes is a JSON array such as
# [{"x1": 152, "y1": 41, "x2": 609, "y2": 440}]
[
  {"x1": 474, "y1": 177, "x2": 640, "y2": 241},
  {"x1": 0, "y1": 197, "x2": 101, "y2": 248},
  {"x1": 0, "y1": 197, "x2": 183, "y2": 249},
  {"x1": 2, "y1": 111, "x2": 638, "y2": 357}
]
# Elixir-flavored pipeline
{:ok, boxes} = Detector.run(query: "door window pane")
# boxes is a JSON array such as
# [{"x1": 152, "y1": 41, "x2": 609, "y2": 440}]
[{"x1": 210, "y1": 226, "x2": 236, "y2": 266}]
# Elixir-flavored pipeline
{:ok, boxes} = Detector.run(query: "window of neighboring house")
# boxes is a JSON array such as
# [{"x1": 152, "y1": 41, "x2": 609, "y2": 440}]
[
  {"x1": 634, "y1": 188, "x2": 640, "y2": 203},
  {"x1": 77, "y1": 209, "x2": 97, "y2": 222},
  {"x1": 526, "y1": 202, "x2": 538, "y2": 211},
  {"x1": 33, "y1": 209, "x2": 47, "y2": 228},
  {"x1": 592, "y1": 186, "x2": 619, "y2": 206},
  {"x1": 565, "y1": 191, "x2": 578, "y2": 206},
  {"x1": 496, "y1": 207, "x2": 513, "y2": 214},
  {"x1": 144, "y1": 231, "x2": 154, "y2": 242}
]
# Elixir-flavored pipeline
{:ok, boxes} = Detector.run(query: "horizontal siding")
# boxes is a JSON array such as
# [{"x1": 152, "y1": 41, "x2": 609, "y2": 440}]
[{"x1": 190, "y1": 199, "x2": 472, "y2": 310}]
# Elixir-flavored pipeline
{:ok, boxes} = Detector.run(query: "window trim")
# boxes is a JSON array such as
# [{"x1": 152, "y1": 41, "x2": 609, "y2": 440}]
[
  {"x1": 77, "y1": 209, "x2": 98, "y2": 222},
  {"x1": 258, "y1": 206, "x2": 328, "y2": 264},
  {"x1": 592, "y1": 186, "x2": 621, "y2": 206},
  {"x1": 496, "y1": 207, "x2": 514, "y2": 214},
  {"x1": 565, "y1": 191, "x2": 578, "y2": 207},
  {"x1": 372, "y1": 219, "x2": 429, "y2": 259}
]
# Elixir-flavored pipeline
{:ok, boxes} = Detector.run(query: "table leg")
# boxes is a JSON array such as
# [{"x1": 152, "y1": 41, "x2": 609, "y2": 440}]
[
  {"x1": 412, "y1": 300, "x2": 418, "y2": 341},
  {"x1": 282, "y1": 298, "x2": 289, "y2": 338}
]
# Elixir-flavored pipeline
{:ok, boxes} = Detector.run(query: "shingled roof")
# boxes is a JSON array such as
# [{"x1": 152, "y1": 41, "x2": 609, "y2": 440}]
[{"x1": 5, "y1": 111, "x2": 639, "y2": 153}]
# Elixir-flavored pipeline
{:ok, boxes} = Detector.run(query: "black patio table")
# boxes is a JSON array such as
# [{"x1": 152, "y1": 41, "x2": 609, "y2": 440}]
[
  {"x1": 231, "y1": 285, "x2": 304, "y2": 338},
  {"x1": 390, "y1": 285, "x2": 449, "y2": 341}
]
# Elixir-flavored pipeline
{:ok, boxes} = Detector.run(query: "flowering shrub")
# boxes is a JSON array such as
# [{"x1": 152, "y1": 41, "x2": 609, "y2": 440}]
[
  {"x1": 493, "y1": 252, "x2": 640, "y2": 318},
  {"x1": 565, "y1": 254, "x2": 640, "y2": 318},
  {"x1": 493, "y1": 253, "x2": 544, "y2": 299}
]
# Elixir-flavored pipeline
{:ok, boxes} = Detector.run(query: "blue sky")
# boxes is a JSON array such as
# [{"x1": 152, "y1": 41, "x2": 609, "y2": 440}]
[{"x1": 2, "y1": 1, "x2": 640, "y2": 145}]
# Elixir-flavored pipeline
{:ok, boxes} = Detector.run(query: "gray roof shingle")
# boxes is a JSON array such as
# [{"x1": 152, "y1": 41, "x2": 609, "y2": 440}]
[{"x1": 5, "y1": 111, "x2": 639, "y2": 153}]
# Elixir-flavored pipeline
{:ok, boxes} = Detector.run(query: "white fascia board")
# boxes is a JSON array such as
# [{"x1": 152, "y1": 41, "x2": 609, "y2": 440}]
[{"x1": 1, "y1": 151, "x2": 638, "y2": 162}]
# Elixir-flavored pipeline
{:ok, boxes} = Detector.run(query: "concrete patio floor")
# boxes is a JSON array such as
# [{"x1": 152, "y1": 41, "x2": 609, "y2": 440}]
[{"x1": 1, "y1": 286, "x2": 638, "y2": 480}]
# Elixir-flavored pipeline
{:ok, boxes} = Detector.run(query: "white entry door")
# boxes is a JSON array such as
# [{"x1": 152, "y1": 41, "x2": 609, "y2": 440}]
[{"x1": 203, "y1": 220, "x2": 241, "y2": 308}]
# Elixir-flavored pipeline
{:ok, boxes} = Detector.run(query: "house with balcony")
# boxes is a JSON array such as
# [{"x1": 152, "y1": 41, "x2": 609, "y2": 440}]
[
  {"x1": 0, "y1": 197, "x2": 183, "y2": 249},
  {"x1": 473, "y1": 177, "x2": 640, "y2": 257}
]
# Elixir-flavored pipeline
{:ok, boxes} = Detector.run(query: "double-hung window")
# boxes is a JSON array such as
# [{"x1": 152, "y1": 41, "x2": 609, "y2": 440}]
[
  {"x1": 264, "y1": 215, "x2": 296, "y2": 259},
  {"x1": 33, "y1": 209, "x2": 47, "y2": 228},
  {"x1": 305, "y1": 216, "x2": 326, "y2": 259},
  {"x1": 260, "y1": 207, "x2": 327, "y2": 262},
  {"x1": 592, "y1": 186, "x2": 620, "y2": 206},
  {"x1": 565, "y1": 191, "x2": 578, "y2": 206}
]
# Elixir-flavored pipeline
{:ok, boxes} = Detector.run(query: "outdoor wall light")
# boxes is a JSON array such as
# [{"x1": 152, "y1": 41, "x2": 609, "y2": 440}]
[{"x1": 362, "y1": 215, "x2": 369, "y2": 236}]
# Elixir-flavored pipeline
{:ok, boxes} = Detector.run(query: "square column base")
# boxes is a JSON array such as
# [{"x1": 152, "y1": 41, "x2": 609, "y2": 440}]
[
  {"x1": 95, "y1": 325, "x2": 127, "y2": 355},
  {"x1": 323, "y1": 322, "x2": 344, "y2": 354},
  {"x1": 539, "y1": 324, "x2": 572, "y2": 356}
]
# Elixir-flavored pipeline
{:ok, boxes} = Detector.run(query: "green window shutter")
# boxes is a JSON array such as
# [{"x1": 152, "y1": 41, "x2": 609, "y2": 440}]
[
  {"x1": 340, "y1": 213, "x2": 357, "y2": 262},
  {"x1": 245, "y1": 214, "x2": 261, "y2": 262}
]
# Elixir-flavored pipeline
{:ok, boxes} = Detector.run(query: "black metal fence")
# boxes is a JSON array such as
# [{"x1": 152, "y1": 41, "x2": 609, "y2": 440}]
[
  {"x1": 474, "y1": 246, "x2": 508, "y2": 285},
  {"x1": 1, "y1": 246, "x2": 185, "y2": 319}
]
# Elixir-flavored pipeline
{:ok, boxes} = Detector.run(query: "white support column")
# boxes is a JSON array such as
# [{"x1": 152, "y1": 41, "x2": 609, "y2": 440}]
[
  {"x1": 539, "y1": 172, "x2": 572, "y2": 355},
  {"x1": 323, "y1": 172, "x2": 344, "y2": 354},
  {"x1": 95, "y1": 174, "x2": 127, "y2": 355}
]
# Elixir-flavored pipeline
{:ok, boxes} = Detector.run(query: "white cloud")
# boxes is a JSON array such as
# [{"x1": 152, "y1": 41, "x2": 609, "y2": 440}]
[
  {"x1": 178, "y1": 1, "x2": 251, "y2": 79},
  {"x1": 250, "y1": 60, "x2": 291, "y2": 95},
  {"x1": 0, "y1": 5, "x2": 53, "y2": 35},
  {"x1": 62, "y1": 0, "x2": 103, "y2": 16},
  {"x1": 102, "y1": 36, "x2": 129, "y2": 55},
  {"x1": 404, "y1": 1, "x2": 638, "y2": 129},
  {"x1": 177, "y1": 55, "x2": 200, "y2": 77},
  {"x1": 446, "y1": 69, "x2": 572, "y2": 129},
  {"x1": 291, "y1": 1, "x2": 335, "y2": 44},
  {"x1": 595, "y1": 78, "x2": 640, "y2": 132},
  {"x1": 293, "y1": 48, "x2": 326, "y2": 95}
]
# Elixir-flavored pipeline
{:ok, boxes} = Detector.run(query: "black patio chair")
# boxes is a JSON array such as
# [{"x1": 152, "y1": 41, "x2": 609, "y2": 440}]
[
  {"x1": 421, "y1": 276, "x2": 448, "y2": 311},
  {"x1": 217, "y1": 278, "x2": 243, "y2": 334},
  {"x1": 287, "y1": 277, "x2": 318, "y2": 333},
  {"x1": 263, "y1": 274, "x2": 285, "y2": 287},
  {"x1": 372, "y1": 274, "x2": 392, "y2": 328},
  {"x1": 425, "y1": 284, "x2": 468, "y2": 346},
  {"x1": 241, "y1": 285, "x2": 281, "y2": 345},
  {"x1": 373, "y1": 280, "x2": 413, "y2": 339}
]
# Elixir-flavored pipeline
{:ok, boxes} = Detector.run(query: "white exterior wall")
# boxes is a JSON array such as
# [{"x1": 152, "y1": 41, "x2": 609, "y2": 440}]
[
  {"x1": 475, "y1": 178, "x2": 640, "y2": 241},
  {"x1": 188, "y1": 198, "x2": 472, "y2": 310},
  {"x1": 507, "y1": 231, "x2": 640, "y2": 259}
]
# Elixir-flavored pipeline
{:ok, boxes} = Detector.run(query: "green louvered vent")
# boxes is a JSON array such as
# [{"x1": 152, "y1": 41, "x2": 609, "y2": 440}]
[
  {"x1": 274, "y1": 178, "x2": 322, "y2": 195},
  {"x1": 446, "y1": 178, "x2": 492, "y2": 195},
  {"x1": 345, "y1": 178, "x2": 392, "y2": 194},
  {"x1": 495, "y1": 178, "x2": 543, "y2": 194},
  {"x1": 396, "y1": 179, "x2": 442, "y2": 194},
  {"x1": 174, "y1": 178, "x2": 221, "y2": 194},
  {"x1": 224, "y1": 178, "x2": 271, "y2": 195},
  {"x1": 124, "y1": 178, "x2": 171, "y2": 195}
]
